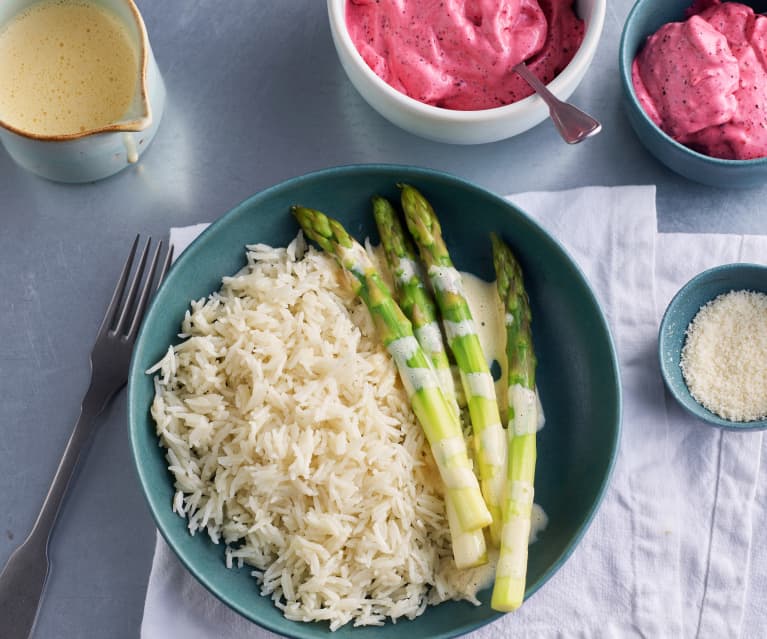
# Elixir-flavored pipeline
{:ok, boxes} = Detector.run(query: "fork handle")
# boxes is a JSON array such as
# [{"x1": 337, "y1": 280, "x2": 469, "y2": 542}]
[{"x1": 0, "y1": 382, "x2": 116, "y2": 639}]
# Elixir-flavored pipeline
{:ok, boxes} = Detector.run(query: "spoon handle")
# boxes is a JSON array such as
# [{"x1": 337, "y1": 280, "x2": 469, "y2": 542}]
[{"x1": 513, "y1": 62, "x2": 601, "y2": 144}]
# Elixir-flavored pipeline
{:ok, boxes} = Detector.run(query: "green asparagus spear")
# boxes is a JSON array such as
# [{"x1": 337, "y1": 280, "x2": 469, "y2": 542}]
[
  {"x1": 372, "y1": 196, "x2": 461, "y2": 416},
  {"x1": 372, "y1": 195, "x2": 486, "y2": 569},
  {"x1": 292, "y1": 205, "x2": 492, "y2": 535},
  {"x1": 399, "y1": 184, "x2": 507, "y2": 545},
  {"x1": 489, "y1": 232, "x2": 538, "y2": 612}
]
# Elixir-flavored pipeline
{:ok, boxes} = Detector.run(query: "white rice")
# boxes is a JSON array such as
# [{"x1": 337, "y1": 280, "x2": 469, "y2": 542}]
[{"x1": 147, "y1": 234, "x2": 488, "y2": 630}]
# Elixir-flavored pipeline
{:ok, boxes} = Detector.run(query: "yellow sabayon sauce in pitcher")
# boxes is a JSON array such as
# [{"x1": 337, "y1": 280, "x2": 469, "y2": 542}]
[{"x1": 0, "y1": 0, "x2": 138, "y2": 136}]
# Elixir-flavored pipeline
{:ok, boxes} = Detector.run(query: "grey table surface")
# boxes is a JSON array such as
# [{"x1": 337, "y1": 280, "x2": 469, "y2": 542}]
[{"x1": 2, "y1": 1, "x2": 767, "y2": 638}]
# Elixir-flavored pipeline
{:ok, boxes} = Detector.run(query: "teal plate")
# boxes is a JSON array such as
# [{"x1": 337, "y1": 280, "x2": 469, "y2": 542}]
[{"x1": 128, "y1": 164, "x2": 621, "y2": 638}]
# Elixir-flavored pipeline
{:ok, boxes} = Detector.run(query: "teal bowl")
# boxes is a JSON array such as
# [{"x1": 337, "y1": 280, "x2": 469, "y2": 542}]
[
  {"x1": 658, "y1": 263, "x2": 767, "y2": 430},
  {"x1": 128, "y1": 164, "x2": 621, "y2": 638},
  {"x1": 619, "y1": 0, "x2": 767, "y2": 188}
]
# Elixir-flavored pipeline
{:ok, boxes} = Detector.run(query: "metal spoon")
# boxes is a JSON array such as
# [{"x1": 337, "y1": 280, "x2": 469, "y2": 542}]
[{"x1": 513, "y1": 62, "x2": 601, "y2": 144}]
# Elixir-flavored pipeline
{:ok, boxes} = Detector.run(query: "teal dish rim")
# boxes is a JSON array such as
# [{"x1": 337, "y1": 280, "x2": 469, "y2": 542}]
[
  {"x1": 127, "y1": 163, "x2": 622, "y2": 638},
  {"x1": 618, "y1": 0, "x2": 767, "y2": 170},
  {"x1": 658, "y1": 262, "x2": 767, "y2": 431}
]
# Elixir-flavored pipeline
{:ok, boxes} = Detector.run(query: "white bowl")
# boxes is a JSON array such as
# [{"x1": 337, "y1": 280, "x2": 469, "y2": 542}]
[{"x1": 327, "y1": 0, "x2": 605, "y2": 145}]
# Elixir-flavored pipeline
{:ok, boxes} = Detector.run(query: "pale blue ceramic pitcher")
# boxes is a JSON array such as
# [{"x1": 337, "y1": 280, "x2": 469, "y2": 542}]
[{"x1": 0, "y1": 0, "x2": 166, "y2": 182}]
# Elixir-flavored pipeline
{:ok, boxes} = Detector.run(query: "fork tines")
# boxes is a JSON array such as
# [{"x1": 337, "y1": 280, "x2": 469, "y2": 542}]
[{"x1": 101, "y1": 236, "x2": 173, "y2": 341}]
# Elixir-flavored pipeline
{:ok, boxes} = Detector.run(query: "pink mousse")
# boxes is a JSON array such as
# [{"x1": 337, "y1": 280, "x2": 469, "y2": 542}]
[
  {"x1": 345, "y1": 0, "x2": 584, "y2": 111},
  {"x1": 632, "y1": 0, "x2": 767, "y2": 160}
]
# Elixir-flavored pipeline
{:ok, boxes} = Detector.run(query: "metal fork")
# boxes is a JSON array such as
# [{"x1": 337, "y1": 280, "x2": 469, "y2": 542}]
[{"x1": 0, "y1": 236, "x2": 172, "y2": 639}]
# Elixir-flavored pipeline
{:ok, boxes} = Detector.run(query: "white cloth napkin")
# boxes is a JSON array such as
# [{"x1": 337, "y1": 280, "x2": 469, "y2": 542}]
[{"x1": 141, "y1": 187, "x2": 766, "y2": 638}]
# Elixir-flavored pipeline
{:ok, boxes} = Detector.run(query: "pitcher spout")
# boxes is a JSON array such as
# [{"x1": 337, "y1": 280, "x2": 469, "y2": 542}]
[
  {"x1": 114, "y1": 72, "x2": 152, "y2": 133},
  {"x1": 111, "y1": 0, "x2": 153, "y2": 133}
]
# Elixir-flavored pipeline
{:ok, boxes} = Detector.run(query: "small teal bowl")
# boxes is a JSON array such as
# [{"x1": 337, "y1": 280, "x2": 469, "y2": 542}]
[
  {"x1": 128, "y1": 164, "x2": 621, "y2": 638},
  {"x1": 658, "y1": 263, "x2": 767, "y2": 430},
  {"x1": 619, "y1": 0, "x2": 767, "y2": 188}
]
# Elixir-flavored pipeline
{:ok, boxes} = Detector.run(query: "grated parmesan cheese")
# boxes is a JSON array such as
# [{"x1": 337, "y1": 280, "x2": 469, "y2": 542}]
[{"x1": 680, "y1": 289, "x2": 767, "y2": 422}]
